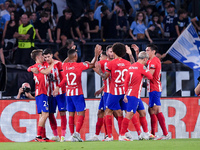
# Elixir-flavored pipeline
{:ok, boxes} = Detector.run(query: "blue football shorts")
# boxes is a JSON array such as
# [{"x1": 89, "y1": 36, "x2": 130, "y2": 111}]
[
  {"x1": 66, "y1": 94, "x2": 86, "y2": 112},
  {"x1": 35, "y1": 94, "x2": 49, "y2": 114},
  {"x1": 106, "y1": 93, "x2": 127, "y2": 110},
  {"x1": 149, "y1": 91, "x2": 161, "y2": 108}
]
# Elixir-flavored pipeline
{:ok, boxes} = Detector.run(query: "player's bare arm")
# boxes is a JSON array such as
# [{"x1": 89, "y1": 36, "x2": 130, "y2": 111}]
[
  {"x1": 40, "y1": 60, "x2": 59, "y2": 75},
  {"x1": 94, "y1": 85, "x2": 105, "y2": 96},
  {"x1": 89, "y1": 44, "x2": 102, "y2": 69},
  {"x1": 96, "y1": 62, "x2": 110, "y2": 80},
  {"x1": 131, "y1": 44, "x2": 139, "y2": 61},
  {"x1": 126, "y1": 45, "x2": 135, "y2": 64},
  {"x1": 195, "y1": 77, "x2": 200, "y2": 95}
]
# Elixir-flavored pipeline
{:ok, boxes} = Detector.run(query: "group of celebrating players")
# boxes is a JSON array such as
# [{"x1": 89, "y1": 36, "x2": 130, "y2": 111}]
[{"x1": 28, "y1": 42, "x2": 170, "y2": 142}]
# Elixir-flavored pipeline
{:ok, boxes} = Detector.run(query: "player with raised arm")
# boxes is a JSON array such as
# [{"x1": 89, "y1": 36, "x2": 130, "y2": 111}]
[
  {"x1": 89, "y1": 46, "x2": 113, "y2": 141},
  {"x1": 119, "y1": 51, "x2": 154, "y2": 141},
  {"x1": 42, "y1": 48, "x2": 67, "y2": 142},
  {"x1": 54, "y1": 45, "x2": 101, "y2": 142},
  {"x1": 28, "y1": 49, "x2": 55, "y2": 142},
  {"x1": 97, "y1": 43, "x2": 131, "y2": 141},
  {"x1": 145, "y1": 44, "x2": 170, "y2": 140}
]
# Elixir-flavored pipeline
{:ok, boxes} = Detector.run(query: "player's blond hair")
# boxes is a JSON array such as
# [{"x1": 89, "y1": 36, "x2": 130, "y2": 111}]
[
  {"x1": 138, "y1": 51, "x2": 149, "y2": 59},
  {"x1": 31, "y1": 49, "x2": 43, "y2": 61}
]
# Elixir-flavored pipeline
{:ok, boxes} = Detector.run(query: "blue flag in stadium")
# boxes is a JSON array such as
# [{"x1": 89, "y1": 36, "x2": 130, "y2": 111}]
[{"x1": 166, "y1": 23, "x2": 200, "y2": 70}]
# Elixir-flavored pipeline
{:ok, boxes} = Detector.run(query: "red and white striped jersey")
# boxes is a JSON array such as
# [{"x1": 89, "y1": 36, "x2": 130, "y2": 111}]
[
  {"x1": 62, "y1": 62, "x2": 89, "y2": 96},
  {"x1": 106, "y1": 58, "x2": 131, "y2": 95},
  {"x1": 147, "y1": 56, "x2": 162, "y2": 92},
  {"x1": 27, "y1": 63, "x2": 49, "y2": 96},
  {"x1": 43, "y1": 61, "x2": 66, "y2": 96},
  {"x1": 124, "y1": 62, "x2": 153, "y2": 98},
  {"x1": 99, "y1": 59, "x2": 110, "y2": 93}
]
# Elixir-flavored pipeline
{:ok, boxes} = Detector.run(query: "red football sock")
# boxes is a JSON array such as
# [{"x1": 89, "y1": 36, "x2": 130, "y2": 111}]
[
  {"x1": 76, "y1": 115, "x2": 84, "y2": 133},
  {"x1": 156, "y1": 112, "x2": 168, "y2": 136},
  {"x1": 41, "y1": 127, "x2": 46, "y2": 138},
  {"x1": 37, "y1": 126, "x2": 43, "y2": 136},
  {"x1": 121, "y1": 118, "x2": 130, "y2": 136},
  {"x1": 49, "y1": 114, "x2": 58, "y2": 136},
  {"x1": 61, "y1": 115, "x2": 67, "y2": 136},
  {"x1": 117, "y1": 116, "x2": 123, "y2": 135},
  {"x1": 131, "y1": 115, "x2": 141, "y2": 135},
  {"x1": 95, "y1": 118, "x2": 103, "y2": 135},
  {"x1": 150, "y1": 114, "x2": 157, "y2": 135},
  {"x1": 103, "y1": 116, "x2": 108, "y2": 136},
  {"x1": 69, "y1": 116, "x2": 74, "y2": 135},
  {"x1": 139, "y1": 116, "x2": 148, "y2": 133},
  {"x1": 106, "y1": 115, "x2": 112, "y2": 138}
]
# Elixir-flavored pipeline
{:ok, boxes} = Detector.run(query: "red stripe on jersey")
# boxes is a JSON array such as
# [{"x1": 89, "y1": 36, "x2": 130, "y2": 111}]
[
  {"x1": 43, "y1": 61, "x2": 66, "y2": 96},
  {"x1": 147, "y1": 57, "x2": 162, "y2": 92}
]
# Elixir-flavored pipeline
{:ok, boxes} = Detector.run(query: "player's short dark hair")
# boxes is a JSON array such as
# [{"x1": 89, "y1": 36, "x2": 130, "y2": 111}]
[
  {"x1": 106, "y1": 45, "x2": 112, "y2": 51},
  {"x1": 31, "y1": 49, "x2": 43, "y2": 61},
  {"x1": 147, "y1": 44, "x2": 158, "y2": 53},
  {"x1": 102, "y1": 51, "x2": 107, "y2": 56},
  {"x1": 40, "y1": 12, "x2": 48, "y2": 18},
  {"x1": 68, "y1": 49, "x2": 77, "y2": 56},
  {"x1": 112, "y1": 42, "x2": 126, "y2": 57},
  {"x1": 43, "y1": 48, "x2": 52, "y2": 55}
]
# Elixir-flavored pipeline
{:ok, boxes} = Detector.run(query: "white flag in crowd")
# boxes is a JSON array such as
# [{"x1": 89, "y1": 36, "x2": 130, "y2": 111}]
[{"x1": 166, "y1": 23, "x2": 200, "y2": 70}]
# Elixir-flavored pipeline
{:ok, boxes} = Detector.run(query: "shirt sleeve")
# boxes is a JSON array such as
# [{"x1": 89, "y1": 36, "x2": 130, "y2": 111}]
[
  {"x1": 142, "y1": 69, "x2": 153, "y2": 80},
  {"x1": 130, "y1": 21, "x2": 136, "y2": 30},
  {"x1": 106, "y1": 61, "x2": 112, "y2": 72},
  {"x1": 81, "y1": 62, "x2": 90, "y2": 71}
]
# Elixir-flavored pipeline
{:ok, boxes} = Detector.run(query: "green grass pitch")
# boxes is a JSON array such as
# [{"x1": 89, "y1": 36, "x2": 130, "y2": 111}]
[{"x1": 0, "y1": 139, "x2": 200, "y2": 150}]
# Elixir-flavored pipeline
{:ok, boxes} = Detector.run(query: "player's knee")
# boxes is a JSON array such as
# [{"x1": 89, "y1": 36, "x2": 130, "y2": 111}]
[{"x1": 97, "y1": 110, "x2": 104, "y2": 118}]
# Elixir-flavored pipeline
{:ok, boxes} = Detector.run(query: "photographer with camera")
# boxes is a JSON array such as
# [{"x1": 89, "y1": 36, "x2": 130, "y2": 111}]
[
  {"x1": 16, "y1": 82, "x2": 35, "y2": 99},
  {"x1": 195, "y1": 76, "x2": 200, "y2": 96}
]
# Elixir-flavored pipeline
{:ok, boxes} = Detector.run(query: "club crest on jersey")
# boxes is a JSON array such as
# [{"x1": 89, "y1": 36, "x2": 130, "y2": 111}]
[
  {"x1": 38, "y1": 64, "x2": 42, "y2": 68},
  {"x1": 143, "y1": 66, "x2": 147, "y2": 70},
  {"x1": 83, "y1": 62, "x2": 88, "y2": 66}
]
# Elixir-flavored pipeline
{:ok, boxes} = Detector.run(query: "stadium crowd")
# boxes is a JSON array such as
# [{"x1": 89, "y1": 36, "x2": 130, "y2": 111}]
[{"x1": 0, "y1": 0, "x2": 198, "y2": 65}]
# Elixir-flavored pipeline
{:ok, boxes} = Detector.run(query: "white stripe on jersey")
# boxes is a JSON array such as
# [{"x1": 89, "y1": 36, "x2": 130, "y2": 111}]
[
  {"x1": 114, "y1": 87, "x2": 117, "y2": 95},
  {"x1": 71, "y1": 89, "x2": 74, "y2": 96},
  {"x1": 106, "y1": 78, "x2": 109, "y2": 93},
  {"x1": 75, "y1": 88, "x2": 78, "y2": 95},
  {"x1": 127, "y1": 89, "x2": 132, "y2": 96},
  {"x1": 36, "y1": 89, "x2": 38, "y2": 96},
  {"x1": 67, "y1": 89, "x2": 70, "y2": 96},
  {"x1": 119, "y1": 87, "x2": 122, "y2": 95},
  {"x1": 138, "y1": 79, "x2": 144, "y2": 99},
  {"x1": 59, "y1": 87, "x2": 62, "y2": 95}
]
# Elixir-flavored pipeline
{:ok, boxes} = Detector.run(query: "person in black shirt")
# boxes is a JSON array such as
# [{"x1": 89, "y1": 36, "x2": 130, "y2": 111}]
[
  {"x1": 54, "y1": 39, "x2": 75, "y2": 61},
  {"x1": 35, "y1": 12, "x2": 54, "y2": 43},
  {"x1": 85, "y1": 9, "x2": 99, "y2": 39},
  {"x1": 174, "y1": 9, "x2": 188, "y2": 37},
  {"x1": 56, "y1": 8, "x2": 85, "y2": 46},
  {"x1": 40, "y1": 0, "x2": 59, "y2": 24}
]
